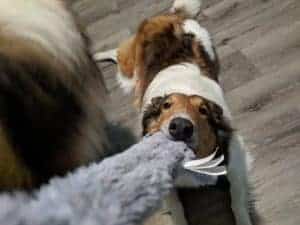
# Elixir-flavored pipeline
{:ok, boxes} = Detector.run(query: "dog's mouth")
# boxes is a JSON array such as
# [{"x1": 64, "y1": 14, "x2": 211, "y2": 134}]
[
  {"x1": 160, "y1": 115, "x2": 198, "y2": 149},
  {"x1": 160, "y1": 116, "x2": 227, "y2": 176}
]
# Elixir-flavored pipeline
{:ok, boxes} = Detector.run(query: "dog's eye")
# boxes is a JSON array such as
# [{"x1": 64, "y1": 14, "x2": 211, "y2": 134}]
[
  {"x1": 163, "y1": 102, "x2": 172, "y2": 110},
  {"x1": 199, "y1": 107, "x2": 208, "y2": 115}
]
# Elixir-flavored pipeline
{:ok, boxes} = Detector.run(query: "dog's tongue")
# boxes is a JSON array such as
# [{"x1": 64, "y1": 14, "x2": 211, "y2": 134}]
[{"x1": 183, "y1": 150, "x2": 227, "y2": 176}]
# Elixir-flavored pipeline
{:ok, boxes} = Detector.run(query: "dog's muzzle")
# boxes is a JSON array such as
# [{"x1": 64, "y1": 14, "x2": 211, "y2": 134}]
[{"x1": 169, "y1": 117, "x2": 194, "y2": 141}]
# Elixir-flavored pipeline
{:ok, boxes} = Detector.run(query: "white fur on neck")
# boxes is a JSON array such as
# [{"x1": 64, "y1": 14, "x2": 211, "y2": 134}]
[
  {"x1": 116, "y1": 67, "x2": 136, "y2": 94},
  {"x1": 182, "y1": 19, "x2": 215, "y2": 61}
]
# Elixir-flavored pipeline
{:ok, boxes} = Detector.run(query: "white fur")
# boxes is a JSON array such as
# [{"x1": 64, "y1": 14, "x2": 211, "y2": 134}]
[
  {"x1": 227, "y1": 134, "x2": 253, "y2": 225},
  {"x1": 170, "y1": 0, "x2": 202, "y2": 18},
  {"x1": 182, "y1": 19, "x2": 216, "y2": 60},
  {"x1": 142, "y1": 63, "x2": 227, "y2": 114},
  {"x1": 116, "y1": 68, "x2": 136, "y2": 93},
  {"x1": 92, "y1": 48, "x2": 135, "y2": 93},
  {"x1": 0, "y1": 0, "x2": 86, "y2": 70},
  {"x1": 142, "y1": 63, "x2": 253, "y2": 225}
]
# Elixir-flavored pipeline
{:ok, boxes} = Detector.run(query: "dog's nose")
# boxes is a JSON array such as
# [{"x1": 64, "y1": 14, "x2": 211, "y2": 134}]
[{"x1": 169, "y1": 117, "x2": 194, "y2": 141}]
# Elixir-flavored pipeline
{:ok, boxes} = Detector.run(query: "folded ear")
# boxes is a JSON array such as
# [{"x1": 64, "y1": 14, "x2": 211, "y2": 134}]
[{"x1": 206, "y1": 100, "x2": 232, "y2": 132}]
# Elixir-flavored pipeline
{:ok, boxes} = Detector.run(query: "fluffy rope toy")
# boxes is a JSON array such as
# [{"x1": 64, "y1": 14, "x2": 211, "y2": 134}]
[{"x1": 0, "y1": 132, "x2": 225, "y2": 225}]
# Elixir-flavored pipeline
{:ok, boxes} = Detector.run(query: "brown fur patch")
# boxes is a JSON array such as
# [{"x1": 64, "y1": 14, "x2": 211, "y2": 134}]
[
  {"x1": 0, "y1": 27, "x2": 108, "y2": 191},
  {"x1": 0, "y1": 34, "x2": 89, "y2": 93},
  {"x1": 117, "y1": 14, "x2": 219, "y2": 107},
  {"x1": 0, "y1": 126, "x2": 35, "y2": 190},
  {"x1": 117, "y1": 37, "x2": 137, "y2": 79},
  {"x1": 143, "y1": 94, "x2": 232, "y2": 158}
]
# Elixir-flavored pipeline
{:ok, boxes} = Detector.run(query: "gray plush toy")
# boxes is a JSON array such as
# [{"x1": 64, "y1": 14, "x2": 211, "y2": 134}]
[
  {"x1": 0, "y1": 133, "x2": 191, "y2": 225},
  {"x1": 0, "y1": 132, "x2": 226, "y2": 225}
]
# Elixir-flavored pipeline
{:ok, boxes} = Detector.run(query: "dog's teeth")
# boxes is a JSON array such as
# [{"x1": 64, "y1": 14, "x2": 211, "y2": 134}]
[
  {"x1": 184, "y1": 154, "x2": 224, "y2": 170},
  {"x1": 183, "y1": 150, "x2": 217, "y2": 168},
  {"x1": 185, "y1": 166, "x2": 227, "y2": 176}
]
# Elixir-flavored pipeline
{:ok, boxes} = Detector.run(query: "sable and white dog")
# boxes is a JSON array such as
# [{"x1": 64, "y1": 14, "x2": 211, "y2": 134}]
[
  {"x1": 0, "y1": 0, "x2": 109, "y2": 191},
  {"x1": 94, "y1": 0, "x2": 254, "y2": 225}
]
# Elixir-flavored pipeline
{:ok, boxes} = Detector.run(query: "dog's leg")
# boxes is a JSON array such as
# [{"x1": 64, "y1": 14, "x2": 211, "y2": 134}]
[
  {"x1": 143, "y1": 190, "x2": 188, "y2": 225},
  {"x1": 93, "y1": 48, "x2": 136, "y2": 94},
  {"x1": 227, "y1": 134, "x2": 253, "y2": 225},
  {"x1": 93, "y1": 49, "x2": 118, "y2": 63},
  {"x1": 164, "y1": 190, "x2": 188, "y2": 225}
]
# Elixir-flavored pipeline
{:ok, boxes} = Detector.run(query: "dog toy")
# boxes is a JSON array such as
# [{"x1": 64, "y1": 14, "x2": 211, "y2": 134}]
[{"x1": 0, "y1": 133, "x2": 224, "y2": 225}]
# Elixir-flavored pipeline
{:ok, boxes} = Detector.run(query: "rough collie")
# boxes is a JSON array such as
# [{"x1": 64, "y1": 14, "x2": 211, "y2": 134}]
[{"x1": 94, "y1": 0, "x2": 254, "y2": 224}]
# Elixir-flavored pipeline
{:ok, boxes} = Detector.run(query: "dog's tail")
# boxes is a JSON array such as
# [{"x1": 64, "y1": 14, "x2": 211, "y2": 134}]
[{"x1": 170, "y1": 0, "x2": 202, "y2": 18}]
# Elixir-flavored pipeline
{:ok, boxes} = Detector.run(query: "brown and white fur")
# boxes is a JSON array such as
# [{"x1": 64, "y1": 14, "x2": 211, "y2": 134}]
[
  {"x1": 94, "y1": 0, "x2": 254, "y2": 225},
  {"x1": 0, "y1": 0, "x2": 109, "y2": 191}
]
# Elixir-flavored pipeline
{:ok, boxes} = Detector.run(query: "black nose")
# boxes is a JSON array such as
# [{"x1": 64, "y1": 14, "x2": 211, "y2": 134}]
[{"x1": 169, "y1": 117, "x2": 194, "y2": 141}]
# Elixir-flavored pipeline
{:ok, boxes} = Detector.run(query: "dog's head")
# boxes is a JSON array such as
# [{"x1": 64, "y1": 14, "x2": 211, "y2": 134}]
[{"x1": 142, "y1": 93, "x2": 232, "y2": 157}]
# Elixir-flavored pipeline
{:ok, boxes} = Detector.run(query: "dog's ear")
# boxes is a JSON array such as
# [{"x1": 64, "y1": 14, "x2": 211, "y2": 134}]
[
  {"x1": 142, "y1": 97, "x2": 165, "y2": 135},
  {"x1": 206, "y1": 101, "x2": 232, "y2": 132}
]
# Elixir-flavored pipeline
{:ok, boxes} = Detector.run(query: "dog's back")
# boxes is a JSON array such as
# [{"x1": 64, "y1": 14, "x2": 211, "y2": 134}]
[{"x1": 0, "y1": 0, "x2": 108, "y2": 191}]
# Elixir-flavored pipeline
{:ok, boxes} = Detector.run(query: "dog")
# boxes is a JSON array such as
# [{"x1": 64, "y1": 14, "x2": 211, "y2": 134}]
[
  {"x1": 93, "y1": 0, "x2": 254, "y2": 225},
  {"x1": 0, "y1": 0, "x2": 109, "y2": 191}
]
